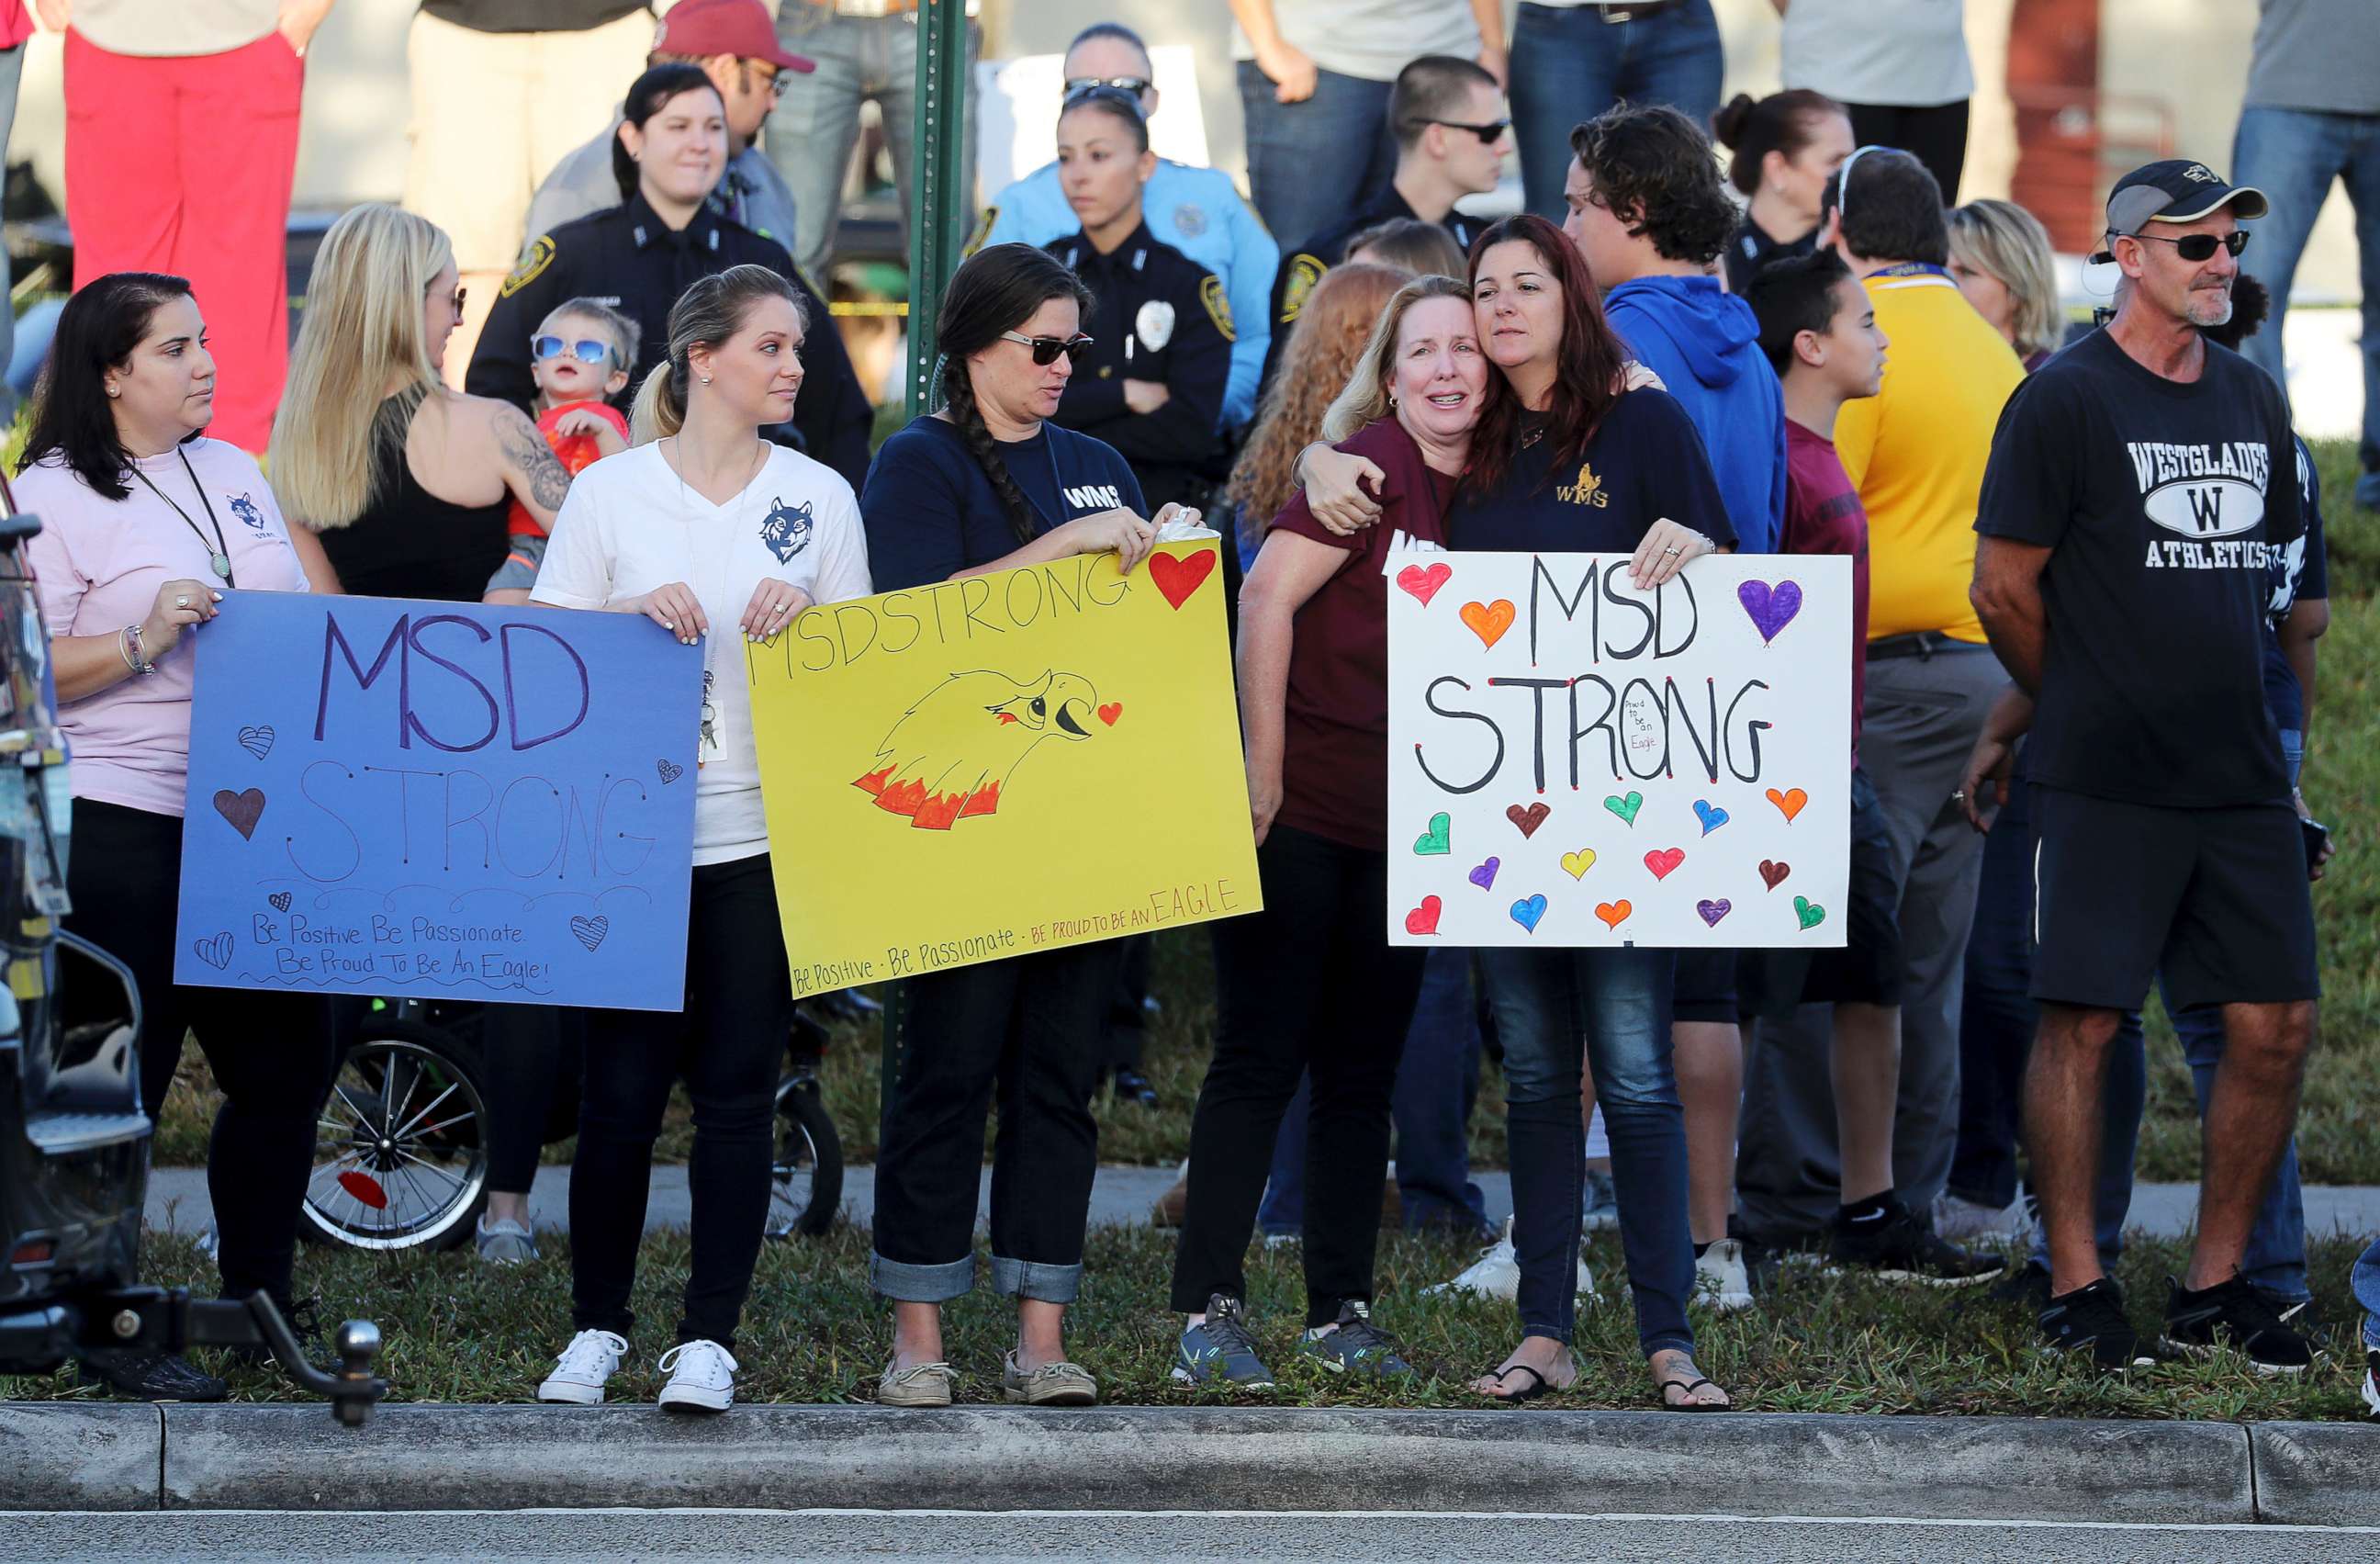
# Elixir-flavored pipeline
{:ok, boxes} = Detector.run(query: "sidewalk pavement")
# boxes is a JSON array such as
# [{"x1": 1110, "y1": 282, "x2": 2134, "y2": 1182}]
[{"x1": 143, "y1": 1163, "x2": 2380, "y2": 1244}]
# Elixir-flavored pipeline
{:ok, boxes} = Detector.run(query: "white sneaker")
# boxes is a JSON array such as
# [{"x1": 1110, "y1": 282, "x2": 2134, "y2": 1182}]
[
  {"x1": 657, "y1": 1338, "x2": 738, "y2": 1414},
  {"x1": 1932, "y1": 1188, "x2": 2031, "y2": 1246},
  {"x1": 1424, "y1": 1219, "x2": 1595, "y2": 1300},
  {"x1": 1694, "y1": 1237, "x2": 1756, "y2": 1312},
  {"x1": 536, "y1": 1329, "x2": 627, "y2": 1405}
]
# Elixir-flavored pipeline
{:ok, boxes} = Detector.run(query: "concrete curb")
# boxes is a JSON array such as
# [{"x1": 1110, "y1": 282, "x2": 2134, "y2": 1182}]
[
  {"x1": 2250, "y1": 1422, "x2": 2380, "y2": 1527},
  {"x1": 143, "y1": 1403, "x2": 2286, "y2": 1521},
  {"x1": 0, "y1": 1402, "x2": 162, "y2": 1510}
]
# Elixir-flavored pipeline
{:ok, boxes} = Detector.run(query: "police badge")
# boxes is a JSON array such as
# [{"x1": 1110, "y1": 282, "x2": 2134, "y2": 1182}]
[{"x1": 1136, "y1": 298, "x2": 1177, "y2": 352}]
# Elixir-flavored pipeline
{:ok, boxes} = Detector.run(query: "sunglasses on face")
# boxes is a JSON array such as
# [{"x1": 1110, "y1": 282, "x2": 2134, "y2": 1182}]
[
  {"x1": 533, "y1": 335, "x2": 616, "y2": 366},
  {"x1": 1413, "y1": 118, "x2": 1510, "y2": 145},
  {"x1": 1064, "y1": 74, "x2": 1151, "y2": 97},
  {"x1": 2123, "y1": 230, "x2": 2251, "y2": 263},
  {"x1": 1001, "y1": 331, "x2": 1094, "y2": 366},
  {"x1": 429, "y1": 283, "x2": 467, "y2": 322}
]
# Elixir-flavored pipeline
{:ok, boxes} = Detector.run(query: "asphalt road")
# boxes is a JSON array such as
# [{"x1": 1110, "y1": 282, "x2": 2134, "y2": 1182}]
[{"x1": 14, "y1": 1509, "x2": 2380, "y2": 1562}]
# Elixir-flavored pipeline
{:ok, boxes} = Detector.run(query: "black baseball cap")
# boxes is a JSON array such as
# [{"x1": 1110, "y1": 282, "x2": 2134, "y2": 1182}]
[{"x1": 2091, "y1": 159, "x2": 2267, "y2": 263}]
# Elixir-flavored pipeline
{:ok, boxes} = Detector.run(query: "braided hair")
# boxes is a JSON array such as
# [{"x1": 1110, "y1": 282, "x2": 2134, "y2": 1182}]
[{"x1": 933, "y1": 243, "x2": 1095, "y2": 545}]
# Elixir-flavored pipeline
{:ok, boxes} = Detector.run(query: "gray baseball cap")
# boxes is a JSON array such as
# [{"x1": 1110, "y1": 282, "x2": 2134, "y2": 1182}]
[{"x1": 2092, "y1": 159, "x2": 2268, "y2": 263}]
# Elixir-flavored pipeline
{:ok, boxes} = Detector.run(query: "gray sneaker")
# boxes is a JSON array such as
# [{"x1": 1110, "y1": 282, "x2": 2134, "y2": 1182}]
[
  {"x1": 1295, "y1": 1300, "x2": 1412, "y2": 1378},
  {"x1": 1173, "y1": 1293, "x2": 1275, "y2": 1389},
  {"x1": 477, "y1": 1214, "x2": 539, "y2": 1265},
  {"x1": 1581, "y1": 1168, "x2": 1619, "y2": 1232}
]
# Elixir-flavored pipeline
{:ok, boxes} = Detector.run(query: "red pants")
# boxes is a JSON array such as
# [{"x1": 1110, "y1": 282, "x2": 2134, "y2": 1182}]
[{"x1": 64, "y1": 29, "x2": 303, "y2": 453}]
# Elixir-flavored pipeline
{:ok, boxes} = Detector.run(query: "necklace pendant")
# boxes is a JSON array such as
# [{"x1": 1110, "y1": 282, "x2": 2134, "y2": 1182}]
[{"x1": 209, "y1": 552, "x2": 232, "y2": 580}]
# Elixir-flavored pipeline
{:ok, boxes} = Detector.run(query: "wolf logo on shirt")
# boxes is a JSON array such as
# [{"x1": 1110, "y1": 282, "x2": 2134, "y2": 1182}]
[
  {"x1": 2130, "y1": 440, "x2": 2281, "y2": 570},
  {"x1": 228, "y1": 492, "x2": 267, "y2": 534},
  {"x1": 759, "y1": 496, "x2": 813, "y2": 564}
]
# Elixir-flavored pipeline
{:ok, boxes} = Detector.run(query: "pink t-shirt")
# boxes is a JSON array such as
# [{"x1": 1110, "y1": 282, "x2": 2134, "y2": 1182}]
[{"x1": 20, "y1": 438, "x2": 310, "y2": 816}]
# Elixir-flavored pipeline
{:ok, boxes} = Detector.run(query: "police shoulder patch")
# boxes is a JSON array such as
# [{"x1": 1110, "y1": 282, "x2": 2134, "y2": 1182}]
[
  {"x1": 964, "y1": 206, "x2": 998, "y2": 256},
  {"x1": 501, "y1": 235, "x2": 556, "y2": 298},
  {"x1": 1199, "y1": 275, "x2": 1236, "y2": 343},
  {"x1": 1278, "y1": 253, "x2": 1326, "y2": 326}
]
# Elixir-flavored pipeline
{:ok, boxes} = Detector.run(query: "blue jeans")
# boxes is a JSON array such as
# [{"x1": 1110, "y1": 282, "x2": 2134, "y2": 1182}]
[
  {"x1": 1947, "y1": 750, "x2": 2037, "y2": 1209},
  {"x1": 2355, "y1": 1237, "x2": 2380, "y2": 1348},
  {"x1": 1256, "y1": 948, "x2": 1490, "y2": 1236},
  {"x1": 1509, "y1": 0, "x2": 1723, "y2": 220},
  {"x1": 1236, "y1": 62, "x2": 1396, "y2": 249},
  {"x1": 767, "y1": 6, "x2": 980, "y2": 282},
  {"x1": 1479, "y1": 945, "x2": 1687, "y2": 1356},
  {"x1": 2230, "y1": 106, "x2": 2380, "y2": 479},
  {"x1": 2027, "y1": 730, "x2": 2310, "y2": 1301}
]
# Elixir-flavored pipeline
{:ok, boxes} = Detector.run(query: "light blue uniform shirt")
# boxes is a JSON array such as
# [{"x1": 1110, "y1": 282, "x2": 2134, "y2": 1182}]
[{"x1": 982, "y1": 158, "x2": 1276, "y2": 429}]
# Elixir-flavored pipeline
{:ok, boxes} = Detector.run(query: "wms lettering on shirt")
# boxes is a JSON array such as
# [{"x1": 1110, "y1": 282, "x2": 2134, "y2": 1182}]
[{"x1": 2129, "y1": 439, "x2": 2282, "y2": 568}]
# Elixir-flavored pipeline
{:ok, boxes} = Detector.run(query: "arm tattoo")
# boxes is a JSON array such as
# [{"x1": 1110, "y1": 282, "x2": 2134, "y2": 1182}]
[{"x1": 498, "y1": 406, "x2": 572, "y2": 515}]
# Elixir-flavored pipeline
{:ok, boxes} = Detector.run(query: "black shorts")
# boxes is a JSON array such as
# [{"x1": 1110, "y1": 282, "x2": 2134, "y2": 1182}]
[
  {"x1": 1740, "y1": 764, "x2": 1903, "y2": 1017},
  {"x1": 2028, "y1": 784, "x2": 2319, "y2": 1012},
  {"x1": 1672, "y1": 945, "x2": 1739, "y2": 1024}
]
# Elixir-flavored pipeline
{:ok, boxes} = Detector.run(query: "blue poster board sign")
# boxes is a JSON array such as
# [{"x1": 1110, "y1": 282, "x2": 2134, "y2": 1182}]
[{"x1": 173, "y1": 592, "x2": 702, "y2": 1011}]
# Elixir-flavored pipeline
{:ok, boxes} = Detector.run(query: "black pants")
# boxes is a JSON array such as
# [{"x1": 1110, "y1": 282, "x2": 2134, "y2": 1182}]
[
  {"x1": 65, "y1": 799, "x2": 331, "y2": 1308},
  {"x1": 1848, "y1": 99, "x2": 1970, "y2": 204},
  {"x1": 870, "y1": 939, "x2": 1120, "y2": 1304},
  {"x1": 1169, "y1": 826, "x2": 1426, "y2": 1325},
  {"x1": 568, "y1": 853, "x2": 790, "y2": 1349},
  {"x1": 481, "y1": 1005, "x2": 584, "y2": 1195}
]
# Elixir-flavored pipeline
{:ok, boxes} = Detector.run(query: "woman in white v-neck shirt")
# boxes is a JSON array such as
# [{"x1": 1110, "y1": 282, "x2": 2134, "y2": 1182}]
[{"x1": 529, "y1": 264, "x2": 871, "y2": 1415}]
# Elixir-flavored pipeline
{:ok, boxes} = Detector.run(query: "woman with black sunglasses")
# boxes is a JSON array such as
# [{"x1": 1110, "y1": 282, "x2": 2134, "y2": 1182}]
[
  {"x1": 1041, "y1": 85, "x2": 1232, "y2": 518},
  {"x1": 858, "y1": 242, "x2": 1196, "y2": 1411}
]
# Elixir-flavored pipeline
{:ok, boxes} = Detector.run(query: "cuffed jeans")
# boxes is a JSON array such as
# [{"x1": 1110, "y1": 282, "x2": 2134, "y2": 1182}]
[
  {"x1": 871, "y1": 940, "x2": 1119, "y2": 1306},
  {"x1": 2231, "y1": 105, "x2": 2380, "y2": 481},
  {"x1": 1236, "y1": 61, "x2": 1397, "y2": 249},
  {"x1": 1256, "y1": 947, "x2": 1492, "y2": 1236},
  {"x1": 1478, "y1": 945, "x2": 1688, "y2": 1356},
  {"x1": 767, "y1": 5, "x2": 980, "y2": 282},
  {"x1": 1171, "y1": 827, "x2": 1426, "y2": 1322},
  {"x1": 1509, "y1": 0, "x2": 1723, "y2": 219}
]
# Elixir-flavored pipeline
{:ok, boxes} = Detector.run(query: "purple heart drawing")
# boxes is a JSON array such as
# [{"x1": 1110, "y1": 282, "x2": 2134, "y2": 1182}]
[
  {"x1": 1737, "y1": 579, "x2": 1803, "y2": 645},
  {"x1": 1468, "y1": 856, "x2": 1501, "y2": 892},
  {"x1": 1696, "y1": 898, "x2": 1733, "y2": 928}
]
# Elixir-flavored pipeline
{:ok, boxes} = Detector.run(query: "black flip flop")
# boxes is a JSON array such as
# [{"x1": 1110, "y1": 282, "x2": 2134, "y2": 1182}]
[
  {"x1": 1482, "y1": 1364, "x2": 1554, "y2": 1403},
  {"x1": 1658, "y1": 1375, "x2": 1730, "y2": 1412}
]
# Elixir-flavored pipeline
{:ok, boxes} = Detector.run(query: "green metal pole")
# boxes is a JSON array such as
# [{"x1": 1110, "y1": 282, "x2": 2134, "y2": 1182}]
[{"x1": 906, "y1": 0, "x2": 971, "y2": 420}]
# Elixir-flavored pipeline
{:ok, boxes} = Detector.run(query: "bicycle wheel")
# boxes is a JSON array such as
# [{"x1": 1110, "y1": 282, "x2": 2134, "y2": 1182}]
[
  {"x1": 765, "y1": 1077, "x2": 842, "y2": 1239},
  {"x1": 302, "y1": 1020, "x2": 488, "y2": 1253}
]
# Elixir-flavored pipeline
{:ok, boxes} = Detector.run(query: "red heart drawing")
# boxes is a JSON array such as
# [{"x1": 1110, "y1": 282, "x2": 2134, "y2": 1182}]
[
  {"x1": 1758, "y1": 860, "x2": 1791, "y2": 890},
  {"x1": 1404, "y1": 895, "x2": 1443, "y2": 936},
  {"x1": 1097, "y1": 702, "x2": 1124, "y2": 726},
  {"x1": 1644, "y1": 847, "x2": 1686, "y2": 881},
  {"x1": 1396, "y1": 561, "x2": 1454, "y2": 606},
  {"x1": 1148, "y1": 548, "x2": 1217, "y2": 610},
  {"x1": 1506, "y1": 802, "x2": 1551, "y2": 838}
]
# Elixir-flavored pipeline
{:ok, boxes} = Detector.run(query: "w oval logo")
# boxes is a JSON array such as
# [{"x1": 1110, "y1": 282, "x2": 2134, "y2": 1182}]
[{"x1": 759, "y1": 495, "x2": 814, "y2": 563}]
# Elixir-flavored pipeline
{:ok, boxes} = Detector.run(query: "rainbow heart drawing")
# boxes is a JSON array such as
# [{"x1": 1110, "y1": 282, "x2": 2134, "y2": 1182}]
[{"x1": 1509, "y1": 894, "x2": 1548, "y2": 934}]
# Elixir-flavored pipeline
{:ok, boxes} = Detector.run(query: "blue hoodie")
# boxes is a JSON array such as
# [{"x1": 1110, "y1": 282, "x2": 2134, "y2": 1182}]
[{"x1": 1602, "y1": 276, "x2": 1787, "y2": 555}]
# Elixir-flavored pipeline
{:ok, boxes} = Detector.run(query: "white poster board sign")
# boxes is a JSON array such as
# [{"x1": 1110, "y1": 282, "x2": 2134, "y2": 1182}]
[{"x1": 1387, "y1": 552, "x2": 1853, "y2": 949}]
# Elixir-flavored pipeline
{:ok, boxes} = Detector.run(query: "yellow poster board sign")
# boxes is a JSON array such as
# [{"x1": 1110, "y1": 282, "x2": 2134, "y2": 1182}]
[{"x1": 747, "y1": 540, "x2": 1262, "y2": 997}]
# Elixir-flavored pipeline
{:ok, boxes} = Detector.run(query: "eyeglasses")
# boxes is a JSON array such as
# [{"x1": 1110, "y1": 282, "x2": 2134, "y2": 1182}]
[
  {"x1": 2117, "y1": 230, "x2": 2251, "y2": 263},
  {"x1": 1064, "y1": 74, "x2": 1151, "y2": 97},
  {"x1": 1411, "y1": 118, "x2": 1510, "y2": 145},
  {"x1": 1061, "y1": 83, "x2": 1145, "y2": 118},
  {"x1": 429, "y1": 284, "x2": 467, "y2": 323},
  {"x1": 751, "y1": 63, "x2": 784, "y2": 100},
  {"x1": 533, "y1": 335, "x2": 616, "y2": 366},
  {"x1": 1000, "y1": 332, "x2": 1094, "y2": 366}
]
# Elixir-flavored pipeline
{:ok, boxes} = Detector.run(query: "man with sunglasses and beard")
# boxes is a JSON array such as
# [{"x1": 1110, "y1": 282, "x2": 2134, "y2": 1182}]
[{"x1": 1970, "y1": 161, "x2": 2321, "y2": 1377}]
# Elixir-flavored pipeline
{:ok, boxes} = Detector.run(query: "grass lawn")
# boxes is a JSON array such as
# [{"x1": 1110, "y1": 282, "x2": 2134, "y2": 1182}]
[
  {"x1": 148, "y1": 442, "x2": 2378, "y2": 1183},
  {"x1": 5, "y1": 1224, "x2": 2373, "y2": 1418}
]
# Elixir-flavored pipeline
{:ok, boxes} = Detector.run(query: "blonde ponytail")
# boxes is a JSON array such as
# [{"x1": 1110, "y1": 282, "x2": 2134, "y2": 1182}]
[{"x1": 630, "y1": 359, "x2": 683, "y2": 445}]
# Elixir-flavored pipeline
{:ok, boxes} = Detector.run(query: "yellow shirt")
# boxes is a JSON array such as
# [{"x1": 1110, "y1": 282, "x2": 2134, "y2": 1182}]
[{"x1": 1833, "y1": 271, "x2": 2026, "y2": 643}]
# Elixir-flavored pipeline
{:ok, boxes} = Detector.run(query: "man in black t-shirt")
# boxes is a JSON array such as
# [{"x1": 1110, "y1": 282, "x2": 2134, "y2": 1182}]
[{"x1": 1970, "y1": 161, "x2": 2318, "y2": 1378}]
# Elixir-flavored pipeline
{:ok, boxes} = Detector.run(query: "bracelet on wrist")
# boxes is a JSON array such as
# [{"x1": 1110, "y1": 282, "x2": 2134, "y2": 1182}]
[{"x1": 121, "y1": 624, "x2": 156, "y2": 677}]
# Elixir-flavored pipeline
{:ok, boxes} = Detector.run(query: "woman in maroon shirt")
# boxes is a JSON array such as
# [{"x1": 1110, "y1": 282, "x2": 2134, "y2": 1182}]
[{"x1": 1166, "y1": 276, "x2": 1490, "y2": 1385}]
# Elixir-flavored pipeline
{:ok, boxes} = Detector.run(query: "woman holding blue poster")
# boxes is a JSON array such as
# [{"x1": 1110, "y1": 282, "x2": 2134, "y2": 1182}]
[
  {"x1": 17, "y1": 272, "x2": 329, "y2": 1404},
  {"x1": 529, "y1": 263, "x2": 871, "y2": 1415}
]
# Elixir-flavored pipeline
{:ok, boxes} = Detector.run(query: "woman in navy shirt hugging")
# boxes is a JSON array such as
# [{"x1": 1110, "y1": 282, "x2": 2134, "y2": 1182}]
[
  {"x1": 1304, "y1": 213, "x2": 1734, "y2": 1411},
  {"x1": 859, "y1": 242, "x2": 1196, "y2": 1409}
]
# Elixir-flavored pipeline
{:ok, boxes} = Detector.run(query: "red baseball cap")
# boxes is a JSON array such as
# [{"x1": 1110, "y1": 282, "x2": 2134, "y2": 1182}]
[{"x1": 653, "y1": 0, "x2": 816, "y2": 74}]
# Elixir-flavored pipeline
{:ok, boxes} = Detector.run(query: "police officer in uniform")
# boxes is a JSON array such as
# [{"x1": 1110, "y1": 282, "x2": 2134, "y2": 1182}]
[
  {"x1": 1042, "y1": 86, "x2": 1230, "y2": 519},
  {"x1": 466, "y1": 62, "x2": 872, "y2": 490},
  {"x1": 1261, "y1": 55, "x2": 1509, "y2": 392}
]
